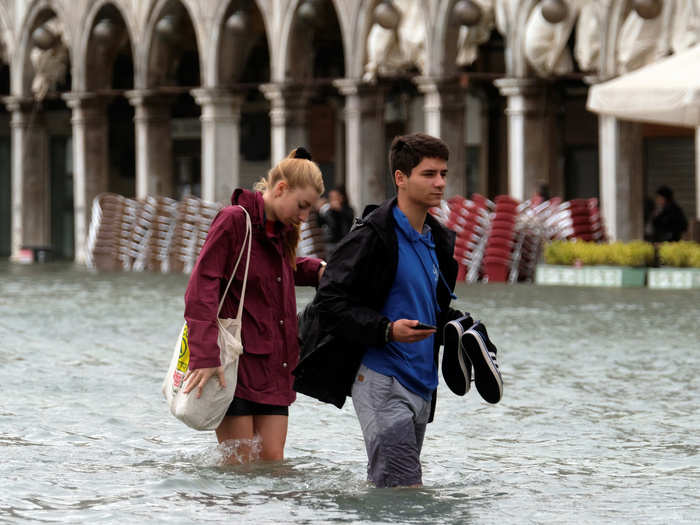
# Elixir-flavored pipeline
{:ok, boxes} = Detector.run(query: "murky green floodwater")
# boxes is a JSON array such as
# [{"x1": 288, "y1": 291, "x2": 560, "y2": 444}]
[{"x1": 1, "y1": 262, "x2": 698, "y2": 524}]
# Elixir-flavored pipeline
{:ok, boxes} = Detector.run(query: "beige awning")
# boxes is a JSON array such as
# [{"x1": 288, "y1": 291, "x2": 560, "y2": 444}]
[{"x1": 587, "y1": 44, "x2": 700, "y2": 127}]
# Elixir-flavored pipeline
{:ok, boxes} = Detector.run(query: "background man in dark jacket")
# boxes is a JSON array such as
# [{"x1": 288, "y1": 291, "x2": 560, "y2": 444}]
[
  {"x1": 650, "y1": 185, "x2": 688, "y2": 242},
  {"x1": 294, "y1": 133, "x2": 463, "y2": 487}
]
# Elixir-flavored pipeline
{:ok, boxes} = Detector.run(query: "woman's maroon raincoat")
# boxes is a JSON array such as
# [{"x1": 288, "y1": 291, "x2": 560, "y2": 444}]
[{"x1": 184, "y1": 188, "x2": 322, "y2": 406}]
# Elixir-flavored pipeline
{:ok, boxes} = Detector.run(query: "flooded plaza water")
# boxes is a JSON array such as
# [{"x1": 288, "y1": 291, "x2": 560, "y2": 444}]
[{"x1": 1, "y1": 261, "x2": 698, "y2": 524}]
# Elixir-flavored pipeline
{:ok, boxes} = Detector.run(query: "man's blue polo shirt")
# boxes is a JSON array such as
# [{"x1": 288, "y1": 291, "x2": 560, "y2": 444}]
[{"x1": 362, "y1": 205, "x2": 440, "y2": 400}]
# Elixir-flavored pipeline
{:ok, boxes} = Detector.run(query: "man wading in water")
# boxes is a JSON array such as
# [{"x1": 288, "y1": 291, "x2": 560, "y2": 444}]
[{"x1": 294, "y1": 133, "x2": 475, "y2": 487}]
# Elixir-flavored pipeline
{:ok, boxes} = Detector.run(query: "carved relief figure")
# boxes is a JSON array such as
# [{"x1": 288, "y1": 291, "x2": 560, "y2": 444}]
[{"x1": 364, "y1": 0, "x2": 426, "y2": 81}]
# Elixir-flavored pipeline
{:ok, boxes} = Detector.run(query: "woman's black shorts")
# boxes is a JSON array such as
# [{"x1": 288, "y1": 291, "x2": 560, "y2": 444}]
[{"x1": 225, "y1": 396, "x2": 289, "y2": 417}]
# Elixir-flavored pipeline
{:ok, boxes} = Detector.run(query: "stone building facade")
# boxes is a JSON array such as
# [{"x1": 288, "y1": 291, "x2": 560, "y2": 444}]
[{"x1": 0, "y1": 0, "x2": 697, "y2": 263}]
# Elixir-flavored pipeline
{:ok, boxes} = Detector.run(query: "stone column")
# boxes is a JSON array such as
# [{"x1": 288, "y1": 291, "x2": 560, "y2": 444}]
[
  {"x1": 125, "y1": 90, "x2": 174, "y2": 198},
  {"x1": 4, "y1": 97, "x2": 50, "y2": 260},
  {"x1": 598, "y1": 115, "x2": 643, "y2": 241},
  {"x1": 414, "y1": 77, "x2": 467, "y2": 197},
  {"x1": 333, "y1": 79, "x2": 386, "y2": 213},
  {"x1": 260, "y1": 83, "x2": 313, "y2": 164},
  {"x1": 63, "y1": 93, "x2": 110, "y2": 264},
  {"x1": 494, "y1": 78, "x2": 551, "y2": 202},
  {"x1": 696, "y1": 127, "x2": 700, "y2": 221},
  {"x1": 191, "y1": 88, "x2": 244, "y2": 203}
]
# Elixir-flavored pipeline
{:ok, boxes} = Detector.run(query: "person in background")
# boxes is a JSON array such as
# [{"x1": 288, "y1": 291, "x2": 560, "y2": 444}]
[
  {"x1": 182, "y1": 148, "x2": 326, "y2": 463},
  {"x1": 650, "y1": 185, "x2": 688, "y2": 242},
  {"x1": 317, "y1": 186, "x2": 355, "y2": 254},
  {"x1": 531, "y1": 184, "x2": 550, "y2": 207}
]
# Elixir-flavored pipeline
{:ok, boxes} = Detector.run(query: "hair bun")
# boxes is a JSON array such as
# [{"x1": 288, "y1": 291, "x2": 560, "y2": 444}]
[{"x1": 292, "y1": 147, "x2": 313, "y2": 161}]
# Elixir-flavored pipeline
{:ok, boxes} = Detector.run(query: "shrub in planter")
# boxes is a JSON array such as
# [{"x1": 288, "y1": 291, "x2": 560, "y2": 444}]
[
  {"x1": 544, "y1": 240, "x2": 576, "y2": 265},
  {"x1": 658, "y1": 241, "x2": 700, "y2": 268},
  {"x1": 608, "y1": 241, "x2": 655, "y2": 267},
  {"x1": 544, "y1": 240, "x2": 655, "y2": 267}
]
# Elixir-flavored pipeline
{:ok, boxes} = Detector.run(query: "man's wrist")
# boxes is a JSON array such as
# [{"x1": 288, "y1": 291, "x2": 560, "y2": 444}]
[{"x1": 384, "y1": 320, "x2": 393, "y2": 343}]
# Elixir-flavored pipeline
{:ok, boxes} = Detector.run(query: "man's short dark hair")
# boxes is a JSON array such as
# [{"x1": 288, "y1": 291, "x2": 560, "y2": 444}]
[{"x1": 389, "y1": 133, "x2": 449, "y2": 180}]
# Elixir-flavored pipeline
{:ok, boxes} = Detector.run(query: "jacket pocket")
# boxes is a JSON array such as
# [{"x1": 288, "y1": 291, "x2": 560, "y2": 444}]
[
  {"x1": 238, "y1": 352, "x2": 271, "y2": 392},
  {"x1": 241, "y1": 315, "x2": 275, "y2": 355}
]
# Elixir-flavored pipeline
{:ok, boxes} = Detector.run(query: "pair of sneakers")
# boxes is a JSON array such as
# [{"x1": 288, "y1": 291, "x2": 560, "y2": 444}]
[{"x1": 442, "y1": 314, "x2": 503, "y2": 404}]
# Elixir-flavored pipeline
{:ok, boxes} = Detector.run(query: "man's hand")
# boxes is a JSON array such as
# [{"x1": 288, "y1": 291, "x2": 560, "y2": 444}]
[
  {"x1": 390, "y1": 319, "x2": 436, "y2": 343},
  {"x1": 183, "y1": 366, "x2": 226, "y2": 398}
]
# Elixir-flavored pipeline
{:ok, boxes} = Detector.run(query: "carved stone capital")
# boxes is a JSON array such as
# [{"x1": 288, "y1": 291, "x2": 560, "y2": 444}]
[
  {"x1": 260, "y1": 83, "x2": 314, "y2": 108},
  {"x1": 124, "y1": 89, "x2": 176, "y2": 109},
  {"x1": 2, "y1": 96, "x2": 36, "y2": 114},
  {"x1": 191, "y1": 87, "x2": 244, "y2": 108},
  {"x1": 191, "y1": 87, "x2": 244, "y2": 123},
  {"x1": 414, "y1": 76, "x2": 466, "y2": 111},
  {"x1": 494, "y1": 77, "x2": 542, "y2": 97},
  {"x1": 332, "y1": 78, "x2": 377, "y2": 98},
  {"x1": 125, "y1": 89, "x2": 176, "y2": 123}
]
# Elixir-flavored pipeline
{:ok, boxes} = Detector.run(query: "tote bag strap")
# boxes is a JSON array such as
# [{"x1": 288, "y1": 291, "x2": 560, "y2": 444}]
[{"x1": 216, "y1": 205, "x2": 253, "y2": 321}]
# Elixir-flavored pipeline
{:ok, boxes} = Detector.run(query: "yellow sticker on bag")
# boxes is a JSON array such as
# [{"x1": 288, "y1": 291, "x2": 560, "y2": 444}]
[{"x1": 176, "y1": 323, "x2": 190, "y2": 373}]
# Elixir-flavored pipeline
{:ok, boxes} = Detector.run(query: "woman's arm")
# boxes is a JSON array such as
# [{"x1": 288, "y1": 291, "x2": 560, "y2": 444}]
[
  {"x1": 294, "y1": 257, "x2": 324, "y2": 286},
  {"x1": 184, "y1": 207, "x2": 245, "y2": 369}
]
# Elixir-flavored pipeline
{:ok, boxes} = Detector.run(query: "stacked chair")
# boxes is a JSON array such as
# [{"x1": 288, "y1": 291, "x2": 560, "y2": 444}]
[
  {"x1": 432, "y1": 192, "x2": 603, "y2": 284},
  {"x1": 86, "y1": 191, "x2": 339, "y2": 274},
  {"x1": 443, "y1": 194, "x2": 493, "y2": 284},
  {"x1": 481, "y1": 195, "x2": 522, "y2": 283},
  {"x1": 297, "y1": 210, "x2": 327, "y2": 260},
  {"x1": 126, "y1": 197, "x2": 154, "y2": 271},
  {"x1": 167, "y1": 196, "x2": 202, "y2": 274},
  {"x1": 509, "y1": 199, "x2": 553, "y2": 282},
  {"x1": 133, "y1": 196, "x2": 178, "y2": 272},
  {"x1": 85, "y1": 193, "x2": 132, "y2": 272},
  {"x1": 545, "y1": 197, "x2": 606, "y2": 242},
  {"x1": 86, "y1": 193, "x2": 221, "y2": 274},
  {"x1": 167, "y1": 196, "x2": 221, "y2": 274}
]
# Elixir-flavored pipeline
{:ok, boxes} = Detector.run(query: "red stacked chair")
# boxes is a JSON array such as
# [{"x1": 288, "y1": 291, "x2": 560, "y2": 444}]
[
  {"x1": 445, "y1": 194, "x2": 493, "y2": 282},
  {"x1": 586, "y1": 198, "x2": 607, "y2": 242},
  {"x1": 548, "y1": 198, "x2": 606, "y2": 242},
  {"x1": 481, "y1": 195, "x2": 521, "y2": 282}
]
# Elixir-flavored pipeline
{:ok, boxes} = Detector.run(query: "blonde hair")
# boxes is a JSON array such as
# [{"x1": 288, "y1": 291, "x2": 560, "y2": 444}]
[{"x1": 255, "y1": 149, "x2": 325, "y2": 268}]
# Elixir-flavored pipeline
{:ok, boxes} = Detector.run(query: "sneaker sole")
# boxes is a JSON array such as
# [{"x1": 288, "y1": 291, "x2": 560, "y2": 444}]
[
  {"x1": 463, "y1": 328, "x2": 503, "y2": 404},
  {"x1": 442, "y1": 321, "x2": 470, "y2": 396}
]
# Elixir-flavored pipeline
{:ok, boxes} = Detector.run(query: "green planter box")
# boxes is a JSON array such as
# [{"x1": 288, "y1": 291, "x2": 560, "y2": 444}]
[
  {"x1": 535, "y1": 265, "x2": 647, "y2": 288},
  {"x1": 647, "y1": 268, "x2": 700, "y2": 289}
]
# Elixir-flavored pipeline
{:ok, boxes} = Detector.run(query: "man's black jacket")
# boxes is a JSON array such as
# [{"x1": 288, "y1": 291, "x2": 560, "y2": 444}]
[{"x1": 292, "y1": 197, "x2": 461, "y2": 422}]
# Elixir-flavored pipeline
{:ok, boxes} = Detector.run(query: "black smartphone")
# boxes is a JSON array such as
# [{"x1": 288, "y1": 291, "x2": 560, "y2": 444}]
[{"x1": 412, "y1": 322, "x2": 437, "y2": 330}]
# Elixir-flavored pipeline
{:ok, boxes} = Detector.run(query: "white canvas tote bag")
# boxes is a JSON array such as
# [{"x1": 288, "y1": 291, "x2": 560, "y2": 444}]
[{"x1": 162, "y1": 206, "x2": 252, "y2": 430}]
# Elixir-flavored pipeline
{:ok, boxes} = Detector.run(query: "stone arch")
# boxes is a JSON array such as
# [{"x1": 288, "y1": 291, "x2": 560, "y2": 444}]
[
  {"x1": 74, "y1": 0, "x2": 136, "y2": 92},
  {"x1": 349, "y1": 0, "x2": 380, "y2": 79},
  {"x1": 139, "y1": 0, "x2": 203, "y2": 89},
  {"x1": 211, "y1": 0, "x2": 270, "y2": 87},
  {"x1": 0, "y1": 2, "x2": 14, "y2": 66},
  {"x1": 14, "y1": 0, "x2": 73, "y2": 96},
  {"x1": 600, "y1": 0, "x2": 638, "y2": 78},
  {"x1": 432, "y1": 0, "x2": 465, "y2": 77},
  {"x1": 509, "y1": 0, "x2": 539, "y2": 77},
  {"x1": 277, "y1": 0, "x2": 346, "y2": 82}
]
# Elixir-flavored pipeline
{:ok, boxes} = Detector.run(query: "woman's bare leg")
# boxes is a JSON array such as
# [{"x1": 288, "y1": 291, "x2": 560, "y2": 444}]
[
  {"x1": 216, "y1": 415, "x2": 258, "y2": 463},
  {"x1": 253, "y1": 415, "x2": 288, "y2": 461}
]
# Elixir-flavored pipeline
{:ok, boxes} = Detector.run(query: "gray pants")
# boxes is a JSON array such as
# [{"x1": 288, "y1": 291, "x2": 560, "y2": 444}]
[{"x1": 351, "y1": 364, "x2": 432, "y2": 487}]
